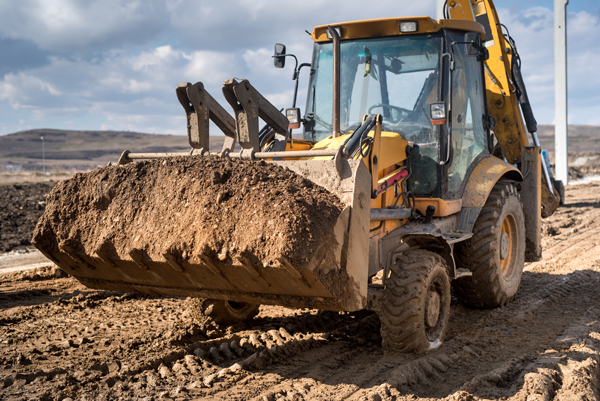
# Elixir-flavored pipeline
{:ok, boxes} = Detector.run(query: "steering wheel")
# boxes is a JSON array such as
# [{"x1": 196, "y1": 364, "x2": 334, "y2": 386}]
[{"x1": 367, "y1": 104, "x2": 412, "y2": 123}]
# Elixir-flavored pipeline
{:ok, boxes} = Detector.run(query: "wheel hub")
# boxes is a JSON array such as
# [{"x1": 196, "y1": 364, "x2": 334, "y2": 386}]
[
  {"x1": 426, "y1": 290, "x2": 441, "y2": 327},
  {"x1": 500, "y1": 232, "x2": 509, "y2": 260}
]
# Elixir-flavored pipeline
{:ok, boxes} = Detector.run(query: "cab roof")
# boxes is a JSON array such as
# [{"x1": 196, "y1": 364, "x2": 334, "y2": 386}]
[{"x1": 311, "y1": 16, "x2": 485, "y2": 42}]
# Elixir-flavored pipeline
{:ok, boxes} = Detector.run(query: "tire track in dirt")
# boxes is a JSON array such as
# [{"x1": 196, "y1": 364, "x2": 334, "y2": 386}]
[
  {"x1": 2, "y1": 182, "x2": 600, "y2": 400},
  {"x1": 1, "y1": 269, "x2": 593, "y2": 401},
  {"x1": 177, "y1": 265, "x2": 600, "y2": 400},
  {"x1": 336, "y1": 268, "x2": 600, "y2": 400},
  {"x1": 229, "y1": 222, "x2": 600, "y2": 400}
]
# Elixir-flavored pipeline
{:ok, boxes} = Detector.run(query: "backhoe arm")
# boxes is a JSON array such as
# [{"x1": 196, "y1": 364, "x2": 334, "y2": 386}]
[{"x1": 445, "y1": 0, "x2": 560, "y2": 217}]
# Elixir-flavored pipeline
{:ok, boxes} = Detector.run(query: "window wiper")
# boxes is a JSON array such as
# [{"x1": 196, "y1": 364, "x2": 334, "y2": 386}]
[{"x1": 313, "y1": 114, "x2": 333, "y2": 130}]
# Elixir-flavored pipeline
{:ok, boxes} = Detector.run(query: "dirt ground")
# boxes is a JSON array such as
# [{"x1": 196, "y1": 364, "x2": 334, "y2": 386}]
[
  {"x1": 2, "y1": 165, "x2": 600, "y2": 400},
  {"x1": 0, "y1": 182, "x2": 55, "y2": 252}
]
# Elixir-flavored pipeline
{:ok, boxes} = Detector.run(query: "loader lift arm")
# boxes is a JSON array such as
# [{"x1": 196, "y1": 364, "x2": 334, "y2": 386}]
[
  {"x1": 223, "y1": 78, "x2": 290, "y2": 158},
  {"x1": 176, "y1": 81, "x2": 237, "y2": 155}
]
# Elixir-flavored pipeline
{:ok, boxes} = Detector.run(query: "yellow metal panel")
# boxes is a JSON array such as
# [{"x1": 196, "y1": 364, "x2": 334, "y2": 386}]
[
  {"x1": 472, "y1": 1, "x2": 486, "y2": 16},
  {"x1": 447, "y1": 0, "x2": 475, "y2": 20},
  {"x1": 287, "y1": 139, "x2": 313, "y2": 151},
  {"x1": 462, "y1": 156, "x2": 522, "y2": 208},
  {"x1": 311, "y1": 131, "x2": 407, "y2": 167},
  {"x1": 311, "y1": 130, "x2": 409, "y2": 234},
  {"x1": 479, "y1": 0, "x2": 529, "y2": 163},
  {"x1": 311, "y1": 17, "x2": 485, "y2": 42},
  {"x1": 414, "y1": 198, "x2": 463, "y2": 217}
]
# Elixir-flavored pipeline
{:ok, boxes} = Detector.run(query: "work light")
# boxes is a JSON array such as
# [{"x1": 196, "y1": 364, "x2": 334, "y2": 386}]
[
  {"x1": 430, "y1": 102, "x2": 446, "y2": 125},
  {"x1": 399, "y1": 22, "x2": 418, "y2": 33},
  {"x1": 286, "y1": 108, "x2": 301, "y2": 129}
]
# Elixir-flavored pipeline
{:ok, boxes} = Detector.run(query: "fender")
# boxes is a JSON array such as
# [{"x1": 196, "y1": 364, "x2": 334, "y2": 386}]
[{"x1": 457, "y1": 155, "x2": 523, "y2": 232}]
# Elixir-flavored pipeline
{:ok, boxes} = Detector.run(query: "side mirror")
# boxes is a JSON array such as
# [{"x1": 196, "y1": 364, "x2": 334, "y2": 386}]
[
  {"x1": 274, "y1": 43, "x2": 286, "y2": 68},
  {"x1": 464, "y1": 32, "x2": 489, "y2": 61},
  {"x1": 464, "y1": 32, "x2": 481, "y2": 56}
]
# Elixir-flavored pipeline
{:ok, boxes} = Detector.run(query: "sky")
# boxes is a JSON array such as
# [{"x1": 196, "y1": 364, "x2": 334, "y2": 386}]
[{"x1": 0, "y1": 0, "x2": 598, "y2": 136}]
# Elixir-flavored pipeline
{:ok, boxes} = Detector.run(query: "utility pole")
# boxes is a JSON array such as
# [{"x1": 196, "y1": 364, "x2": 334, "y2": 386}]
[
  {"x1": 41, "y1": 136, "x2": 45, "y2": 174},
  {"x1": 436, "y1": 0, "x2": 445, "y2": 19},
  {"x1": 554, "y1": 0, "x2": 569, "y2": 184}
]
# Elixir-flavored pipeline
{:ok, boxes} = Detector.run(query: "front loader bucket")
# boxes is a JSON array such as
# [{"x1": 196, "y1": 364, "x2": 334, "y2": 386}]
[{"x1": 32, "y1": 156, "x2": 371, "y2": 311}]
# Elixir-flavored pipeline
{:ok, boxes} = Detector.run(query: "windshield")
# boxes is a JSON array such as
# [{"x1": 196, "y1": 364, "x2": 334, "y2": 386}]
[{"x1": 306, "y1": 34, "x2": 443, "y2": 148}]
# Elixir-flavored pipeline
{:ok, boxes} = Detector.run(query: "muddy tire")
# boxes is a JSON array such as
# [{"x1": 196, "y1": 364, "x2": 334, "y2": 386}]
[
  {"x1": 378, "y1": 250, "x2": 451, "y2": 354},
  {"x1": 453, "y1": 182, "x2": 525, "y2": 308},
  {"x1": 192, "y1": 299, "x2": 260, "y2": 325}
]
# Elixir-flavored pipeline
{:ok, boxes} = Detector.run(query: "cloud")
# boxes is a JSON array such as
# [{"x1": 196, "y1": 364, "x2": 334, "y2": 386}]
[
  {"x1": 0, "y1": 38, "x2": 51, "y2": 76},
  {"x1": 496, "y1": 6, "x2": 600, "y2": 125},
  {"x1": 0, "y1": 73, "x2": 62, "y2": 109},
  {"x1": 0, "y1": 0, "x2": 170, "y2": 52},
  {"x1": 166, "y1": 0, "x2": 435, "y2": 51},
  {"x1": 0, "y1": 45, "x2": 240, "y2": 134},
  {"x1": 184, "y1": 51, "x2": 237, "y2": 84},
  {"x1": 0, "y1": 0, "x2": 599, "y2": 136}
]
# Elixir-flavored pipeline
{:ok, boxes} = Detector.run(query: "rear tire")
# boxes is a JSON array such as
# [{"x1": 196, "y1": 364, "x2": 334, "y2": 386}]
[
  {"x1": 191, "y1": 299, "x2": 259, "y2": 325},
  {"x1": 378, "y1": 250, "x2": 451, "y2": 354},
  {"x1": 453, "y1": 182, "x2": 525, "y2": 308}
]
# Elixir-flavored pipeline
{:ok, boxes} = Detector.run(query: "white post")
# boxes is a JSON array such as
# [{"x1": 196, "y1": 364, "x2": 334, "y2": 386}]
[
  {"x1": 554, "y1": 0, "x2": 568, "y2": 184},
  {"x1": 41, "y1": 136, "x2": 45, "y2": 174},
  {"x1": 436, "y1": 0, "x2": 446, "y2": 20}
]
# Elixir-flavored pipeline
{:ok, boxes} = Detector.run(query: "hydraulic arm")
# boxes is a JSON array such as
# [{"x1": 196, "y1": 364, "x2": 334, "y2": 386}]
[{"x1": 445, "y1": 0, "x2": 560, "y2": 217}]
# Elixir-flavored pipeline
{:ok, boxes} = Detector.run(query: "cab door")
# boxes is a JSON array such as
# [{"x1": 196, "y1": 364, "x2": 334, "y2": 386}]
[{"x1": 445, "y1": 31, "x2": 489, "y2": 199}]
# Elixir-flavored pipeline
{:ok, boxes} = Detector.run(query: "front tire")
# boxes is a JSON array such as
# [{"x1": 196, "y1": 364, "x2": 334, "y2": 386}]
[
  {"x1": 378, "y1": 250, "x2": 451, "y2": 354},
  {"x1": 191, "y1": 299, "x2": 259, "y2": 325},
  {"x1": 453, "y1": 181, "x2": 525, "y2": 308}
]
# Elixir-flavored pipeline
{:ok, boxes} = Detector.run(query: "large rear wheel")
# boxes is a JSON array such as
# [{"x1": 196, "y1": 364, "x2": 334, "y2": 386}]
[
  {"x1": 453, "y1": 181, "x2": 525, "y2": 308},
  {"x1": 378, "y1": 250, "x2": 451, "y2": 354}
]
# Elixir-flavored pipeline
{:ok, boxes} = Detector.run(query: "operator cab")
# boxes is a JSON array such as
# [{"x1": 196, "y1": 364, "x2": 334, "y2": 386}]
[{"x1": 305, "y1": 17, "x2": 492, "y2": 201}]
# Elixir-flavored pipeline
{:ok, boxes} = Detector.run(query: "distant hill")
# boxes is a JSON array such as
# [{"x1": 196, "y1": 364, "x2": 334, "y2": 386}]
[
  {"x1": 537, "y1": 125, "x2": 600, "y2": 153},
  {"x1": 1, "y1": 125, "x2": 598, "y2": 173},
  {"x1": 0, "y1": 129, "x2": 224, "y2": 172}
]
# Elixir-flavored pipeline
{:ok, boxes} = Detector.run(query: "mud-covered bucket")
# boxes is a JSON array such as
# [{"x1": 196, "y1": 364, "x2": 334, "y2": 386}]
[{"x1": 33, "y1": 156, "x2": 371, "y2": 311}]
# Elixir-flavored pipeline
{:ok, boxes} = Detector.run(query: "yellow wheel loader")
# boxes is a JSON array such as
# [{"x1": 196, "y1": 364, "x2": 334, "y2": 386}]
[{"x1": 33, "y1": 0, "x2": 561, "y2": 354}]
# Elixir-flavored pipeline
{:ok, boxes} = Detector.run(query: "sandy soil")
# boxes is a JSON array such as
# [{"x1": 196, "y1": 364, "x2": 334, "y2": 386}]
[{"x1": 2, "y1": 174, "x2": 600, "y2": 400}]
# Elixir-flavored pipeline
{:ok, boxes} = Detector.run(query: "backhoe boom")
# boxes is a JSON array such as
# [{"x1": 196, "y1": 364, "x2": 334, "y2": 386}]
[{"x1": 446, "y1": 0, "x2": 560, "y2": 217}]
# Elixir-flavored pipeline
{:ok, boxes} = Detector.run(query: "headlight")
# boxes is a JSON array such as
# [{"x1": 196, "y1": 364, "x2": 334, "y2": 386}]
[
  {"x1": 399, "y1": 22, "x2": 418, "y2": 33},
  {"x1": 286, "y1": 108, "x2": 301, "y2": 129},
  {"x1": 430, "y1": 102, "x2": 446, "y2": 125}
]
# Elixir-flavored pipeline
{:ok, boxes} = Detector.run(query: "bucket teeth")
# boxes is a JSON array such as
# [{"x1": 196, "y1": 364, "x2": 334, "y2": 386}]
[
  {"x1": 236, "y1": 256, "x2": 270, "y2": 287},
  {"x1": 198, "y1": 255, "x2": 223, "y2": 277},
  {"x1": 94, "y1": 241, "x2": 117, "y2": 268},
  {"x1": 58, "y1": 239, "x2": 86, "y2": 269},
  {"x1": 163, "y1": 250, "x2": 185, "y2": 273},
  {"x1": 236, "y1": 256, "x2": 261, "y2": 278},
  {"x1": 277, "y1": 257, "x2": 302, "y2": 280},
  {"x1": 128, "y1": 249, "x2": 150, "y2": 270}
]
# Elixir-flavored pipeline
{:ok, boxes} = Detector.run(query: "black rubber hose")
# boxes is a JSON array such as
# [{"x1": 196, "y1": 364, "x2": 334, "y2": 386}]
[
  {"x1": 345, "y1": 114, "x2": 377, "y2": 157},
  {"x1": 258, "y1": 124, "x2": 275, "y2": 149},
  {"x1": 512, "y1": 56, "x2": 537, "y2": 133}
]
